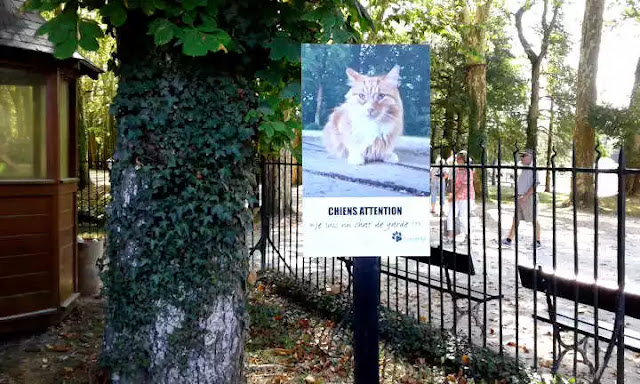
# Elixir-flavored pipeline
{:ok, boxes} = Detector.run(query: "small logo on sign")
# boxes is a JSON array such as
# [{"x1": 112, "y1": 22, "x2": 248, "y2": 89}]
[{"x1": 392, "y1": 232, "x2": 402, "y2": 242}]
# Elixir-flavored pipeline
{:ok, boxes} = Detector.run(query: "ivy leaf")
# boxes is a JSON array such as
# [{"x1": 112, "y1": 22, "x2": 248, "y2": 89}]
[
  {"x1": 268, "y1": 37, "x2": 300, "y2": 63},
  {"x1": 148, "y1": 18, "x2": 175, "y2": 46},
  {"x1": 78, "y1": 20, "x2": 103, "y2": 52},
  {"x1": 101, "y1": 3, "x2": 127, "y2": 27}
]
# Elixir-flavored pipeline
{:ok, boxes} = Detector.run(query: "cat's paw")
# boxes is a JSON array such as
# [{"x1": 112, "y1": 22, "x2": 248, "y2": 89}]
[
  {"x1": 347, "y1": 154, "x2": 365, "y2": 165},
  {"x1": 385, "y1": 152, "x2": 399, "y2": 163}
]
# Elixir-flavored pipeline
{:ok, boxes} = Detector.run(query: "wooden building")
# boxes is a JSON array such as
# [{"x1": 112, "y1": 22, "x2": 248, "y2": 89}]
[{"x1": 0, "y1": 0, "x2": 101, "y2": 334}]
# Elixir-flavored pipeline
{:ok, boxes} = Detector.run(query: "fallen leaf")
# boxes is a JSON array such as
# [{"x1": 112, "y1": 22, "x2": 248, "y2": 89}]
[
  {"x1": 419, "y1": 316, "x2": 427, "y2": 323},
  {"x1": 63, "y1": 367, "x2": 74, "y2": 373},
  {"x1": 45, "y1": 344, "x2": 70, "y2": 352},
  {"x1": 257, "y1": 284, "x2": 264, "y2": 291},
  {"x1": 304, "y1": 375, "x2": 316, "y2": 383},
  {"x1": 272, "y1": 348, "x2": 292, "y2": 356},
  {"x1": 461, "y1": 354, "x2": 470, "y2": 365}
]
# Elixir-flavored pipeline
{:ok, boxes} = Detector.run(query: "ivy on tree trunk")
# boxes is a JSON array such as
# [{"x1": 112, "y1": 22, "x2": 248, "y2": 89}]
[{"x1": 102, "y1": 14, "x2": 257, "y2": 383}]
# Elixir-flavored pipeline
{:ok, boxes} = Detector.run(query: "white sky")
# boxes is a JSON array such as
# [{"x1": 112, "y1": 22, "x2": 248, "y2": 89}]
[{"x1": 507, "y1": 0, "x2": 640, "y2": 108}]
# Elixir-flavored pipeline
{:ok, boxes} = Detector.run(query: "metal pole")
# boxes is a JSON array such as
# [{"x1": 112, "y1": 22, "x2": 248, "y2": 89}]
[{"x1": 353, "y1": 256, "x2": 380, "y2": 384}]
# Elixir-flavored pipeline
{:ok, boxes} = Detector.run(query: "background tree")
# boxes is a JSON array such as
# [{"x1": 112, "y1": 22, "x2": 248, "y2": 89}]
[
  {"x1": 459, "y1": 0, "x2": 492, "y2": 168},
  {"x1": 515, "y1": 0, "x2": 561, "y2": 151},
  {"x1": 542, "y1": 23, "x2": 576, "y2": 190},
  {"x1": 573, "y1": 0, "x2": 605, "y2": 206},
  {"x1": 27, "y1": 0, "x2": 371, "y2": 382}
]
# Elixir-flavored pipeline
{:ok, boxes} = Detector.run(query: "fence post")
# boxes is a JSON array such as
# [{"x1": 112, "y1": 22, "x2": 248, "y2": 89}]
[{"x1": 353, "y1": 257, "x2": 380, "y2": 384}]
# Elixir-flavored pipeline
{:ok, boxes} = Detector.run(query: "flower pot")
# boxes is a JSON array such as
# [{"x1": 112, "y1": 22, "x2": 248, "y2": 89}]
[{"x1": 78, "y1": 238, "x2": 104, "y2": 297}]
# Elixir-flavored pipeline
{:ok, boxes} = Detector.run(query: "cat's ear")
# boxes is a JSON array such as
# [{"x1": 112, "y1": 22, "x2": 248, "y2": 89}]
[
  {"x1": 383, "y1": 65, "x2": 401, "y2": 86},
  {"x1": 346, "y1": 68, "x2": 362, "y2": 84}
]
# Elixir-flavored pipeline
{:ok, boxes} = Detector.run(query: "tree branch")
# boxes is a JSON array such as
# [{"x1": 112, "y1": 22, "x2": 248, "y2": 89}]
[
  {"x1": 539, "y1": 0, "x2": 561, "y2": 61},
  {"x1": 515, "y1": 1, "x2": 538, "y2": 63}
]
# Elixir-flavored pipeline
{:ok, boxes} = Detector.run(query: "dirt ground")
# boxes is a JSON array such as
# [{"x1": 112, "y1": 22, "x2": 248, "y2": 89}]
[
  {"x1": 0, "y1": 287, "x2": 445, "y2": 384},
  {"x1": 0, "y1": 298, "x2": 107, "y2": 384}
]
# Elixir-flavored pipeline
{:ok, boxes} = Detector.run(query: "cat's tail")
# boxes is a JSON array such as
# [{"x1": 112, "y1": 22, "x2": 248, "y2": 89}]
[{"x1": 322, "y1": 113, "x2": 347, "y2": 158}]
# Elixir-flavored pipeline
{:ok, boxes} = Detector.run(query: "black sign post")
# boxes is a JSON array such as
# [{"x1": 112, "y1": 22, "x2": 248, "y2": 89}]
[{"x1": 353, "y1": 256, "x2": 380, "y2": 384}]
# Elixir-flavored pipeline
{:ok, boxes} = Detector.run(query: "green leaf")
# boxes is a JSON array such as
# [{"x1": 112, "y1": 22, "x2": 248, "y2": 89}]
[
  {"x1": 153, "y1": 0, "x2": 167, "y2": 9},
  {"x1": 78, "y1": 20, "x2": 103, "y2": 51},
  {"x1": 198, "y1": 14, "x2": 217, "y2": 32},
  {"x1": 183, "y1": 0, "x2": 197, "y2": 10},
  {"x1": 182, "y1": 12, "x2": 195, "y2": 25},
  {"x1": 202, "y1": 29, "x2": 231, "y2": 52},
  {"x1": 181, "y1": 28, "x2": 208, "y2": 56},
  {"x1": 268, "y1": 37, "x2": 300, "y2": 63},
  {"x1": 54, "y1": 36, "x2": 78, "y2": 59},
  {"x1": 280, "y1": 82, "x2": 301, "y2": 102},
  {"x1": 148, "y1": 19, "x2": 175, "y2": 46},
  {"x1": 101, "y1": 3, "x2": 127, "y2": 27}
]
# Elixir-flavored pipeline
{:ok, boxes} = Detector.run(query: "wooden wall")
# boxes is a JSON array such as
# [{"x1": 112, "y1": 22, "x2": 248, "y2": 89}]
[{"x1": 0, "y1": 182, "x2": 78, "y2": 333}]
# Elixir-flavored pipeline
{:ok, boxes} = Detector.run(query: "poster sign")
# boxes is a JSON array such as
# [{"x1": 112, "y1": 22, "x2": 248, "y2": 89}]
[{"x1": 301, "y1": 44, "x2": 431, "y2": 257}]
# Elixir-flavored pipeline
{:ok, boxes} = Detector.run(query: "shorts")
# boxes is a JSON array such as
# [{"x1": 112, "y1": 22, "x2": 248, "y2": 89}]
[{"x1": 516, "y1": 195, "x2": 537, "y2": 222}]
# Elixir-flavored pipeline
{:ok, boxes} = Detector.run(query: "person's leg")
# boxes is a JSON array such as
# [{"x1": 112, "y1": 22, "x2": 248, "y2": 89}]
[
  {"x1": 458, "y1": 200, "x2": 469, "y2": 240},
  {"x1": 535, "y1": 220, "x2": 541, "y2": 242},
  {"x1": 446, "y1": 203, "x2": 454, "y2": 239}
]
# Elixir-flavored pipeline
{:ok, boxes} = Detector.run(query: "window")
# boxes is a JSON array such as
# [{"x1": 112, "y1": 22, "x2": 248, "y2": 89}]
[{"x1": 0, "y1": 67, "x2": 47, "y2": 179}]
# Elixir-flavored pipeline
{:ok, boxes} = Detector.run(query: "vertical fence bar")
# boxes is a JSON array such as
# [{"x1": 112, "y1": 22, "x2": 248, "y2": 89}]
[
  {"x1": 616, "y1": 149, "x2": 626, "y2": 384},
  {"x1": 466, "y1": 149, "x2": 472, "y2": 345},
  {"x1": 532, "y1": 149, "x2": 538, "y2": 369},
  {"x1": 571, "y1": 143, "x2": 578, "y2": 377},
  {"x1": 594, "y1": 147, "x2": 601, "y2": 372},
  {"x1": 513, "y1": 147, "x2": 519, "y2": 364},
  {"x1": 497, "y1": 141, "x2": 504, "y2": 358},
  {"x1": 481, "y1": 142, "x2": 488, "y2": 348},
  {"x1": 551, "y1": 149, "x2": 558, "y2": 368}
]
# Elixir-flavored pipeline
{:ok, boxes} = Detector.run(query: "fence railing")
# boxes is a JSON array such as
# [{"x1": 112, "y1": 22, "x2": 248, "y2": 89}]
[
  {"x1": 250, "y1": 145, "x2": 640, "y2": 384},
  {"x1": 77, "y1": 147, "x2": 111, "y2": 238}
]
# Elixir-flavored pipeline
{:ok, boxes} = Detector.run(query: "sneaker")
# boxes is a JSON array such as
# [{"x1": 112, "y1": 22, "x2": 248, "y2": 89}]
[{"x1": 502, "y1": 238, "x2": 512, "y2": 248}]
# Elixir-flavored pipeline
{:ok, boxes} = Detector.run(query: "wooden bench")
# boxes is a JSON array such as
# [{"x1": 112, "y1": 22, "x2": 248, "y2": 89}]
[
  {"x1": 518, "y1": 264, "x2": 640, "y2": 379},
  {"x1": 339, "y1": 246, "x2": 501, "y2": 335}
]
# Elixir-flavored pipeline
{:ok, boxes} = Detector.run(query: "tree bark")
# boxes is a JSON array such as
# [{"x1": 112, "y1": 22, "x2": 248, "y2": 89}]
[
  {"x1": 545, "y1": 99, "x2": 555, "y2": 192},
  {"x1": 461, "y1": 0, "x2": 492, "y2": 197},
  {"x1": 516, "y1": 0, "x2": 560, "y2": 151},
  {"x1": 574, "y1": 0, "x2": 605, "y2": 206},
  {"x1": 103, "y1": 13, "x2": 253, "y2": 383}
]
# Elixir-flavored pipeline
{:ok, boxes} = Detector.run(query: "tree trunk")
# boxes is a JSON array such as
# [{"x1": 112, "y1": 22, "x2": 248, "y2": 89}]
[
  {"x1": 527, "y1": 61, "x2": 541, "y2": 150},
  {"x1": 573, "y1": 0, "x2": 605, "y2": 206},
  {"x1": 545, "y1": 99, "x2": 555, "y2": 192},
  {"x1": 461, "y1": 0, "x2": 492, "y2": 198},
  {"x1": 102, "y1": 13, "x2": 254, "y2": 383},
  {"x1": 466, "y1": 63, "x2": 487, "y2": 196},
  {"x1": 314, "y1": 84, "x2": 323, "y2": 126},
  {"x1": 625, "y1": 57, "x2": 640, "y2": 196}
]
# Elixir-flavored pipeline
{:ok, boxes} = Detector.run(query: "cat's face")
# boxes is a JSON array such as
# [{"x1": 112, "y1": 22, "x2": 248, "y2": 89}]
[{"x1": 344, "y1": 65, "x2": 402, "y2": 121}]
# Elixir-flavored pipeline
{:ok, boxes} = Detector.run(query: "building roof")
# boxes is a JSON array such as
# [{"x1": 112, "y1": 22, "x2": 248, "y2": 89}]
[{"x1": 0, "y1": 0, "x2": 102, "y2": 77}]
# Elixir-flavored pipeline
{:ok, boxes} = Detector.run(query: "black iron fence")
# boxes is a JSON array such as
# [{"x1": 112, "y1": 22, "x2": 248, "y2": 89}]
[
  {"x1": 79, "y1": 144, "x2": 639, "y2": 383},
  {"x1": 77, "y1": 147, "x2": 111, "y2": 238},
  {"x1": 250, "y1": 145, "x2": 640, "y2": 384}
]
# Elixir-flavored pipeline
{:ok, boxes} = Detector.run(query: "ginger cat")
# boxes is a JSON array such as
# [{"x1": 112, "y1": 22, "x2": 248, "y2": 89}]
[{"x1": 323, "y1": 65, "x2": 404, "y2": 165}]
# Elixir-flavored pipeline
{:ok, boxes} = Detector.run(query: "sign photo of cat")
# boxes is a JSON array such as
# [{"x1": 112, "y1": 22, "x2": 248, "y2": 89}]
[{"x1": 302, "y1": 44, "x2": 430, "y2": 198}]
